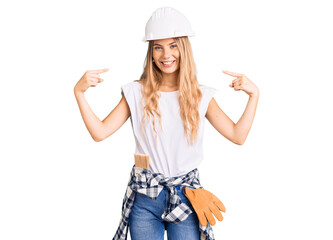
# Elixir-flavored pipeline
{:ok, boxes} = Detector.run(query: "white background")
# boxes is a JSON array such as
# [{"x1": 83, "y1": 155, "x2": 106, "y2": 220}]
[{"x1": 1, "y1": 0, "x2": 332, "y2": 239}]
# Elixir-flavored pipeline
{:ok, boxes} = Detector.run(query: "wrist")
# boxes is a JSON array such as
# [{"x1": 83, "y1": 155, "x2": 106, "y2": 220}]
[
  {"x1": 74, "y1": 87, "x2": 85, "y2": 96},
  {"x1": 74, "y1": 90, "x2": 85, "y2": 97},
  {"x1": 249, "y1": 92, "x2": 259, "y2": 98}
]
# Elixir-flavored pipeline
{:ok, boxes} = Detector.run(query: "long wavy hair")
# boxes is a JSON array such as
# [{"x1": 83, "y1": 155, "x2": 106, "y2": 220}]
[{"x1": 138, "y1": 36, "x2": 203, "y2": 146}]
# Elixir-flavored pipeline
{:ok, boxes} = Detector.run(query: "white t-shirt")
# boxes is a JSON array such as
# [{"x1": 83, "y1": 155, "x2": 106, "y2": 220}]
[{"x1": 121, "y1": 80, "x2": 216, "y2": 177}]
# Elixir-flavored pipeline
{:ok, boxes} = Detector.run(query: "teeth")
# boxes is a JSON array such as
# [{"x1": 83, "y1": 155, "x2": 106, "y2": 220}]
[{"x1": 162, "y1": 61, "x2": 174, "y2": 64}]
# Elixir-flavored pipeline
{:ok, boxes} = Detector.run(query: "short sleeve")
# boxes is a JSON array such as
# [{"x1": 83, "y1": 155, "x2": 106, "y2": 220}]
[
  {"x1": 199, "y1": 86, "x2": 216, "y2": 117},
  {"x1": 121, "y1": 82, "x2": 135, "y2": 115},
  {"x1": 120, "y1": 83, "x2": 130, "y2": 99}
]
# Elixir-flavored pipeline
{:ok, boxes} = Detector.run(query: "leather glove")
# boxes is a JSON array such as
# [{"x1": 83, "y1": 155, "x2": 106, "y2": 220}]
[{"x1": 183, "y1": 187, "x2": 226, "y2": 226}]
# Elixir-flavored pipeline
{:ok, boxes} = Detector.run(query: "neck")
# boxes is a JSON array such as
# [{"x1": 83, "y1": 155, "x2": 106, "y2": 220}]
[{"x1": 161, "y1": 71, "x2": 179, "y2": 88}]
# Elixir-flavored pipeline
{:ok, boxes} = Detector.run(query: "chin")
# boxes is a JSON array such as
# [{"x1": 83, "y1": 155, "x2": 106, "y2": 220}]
[
  {"x1": 159, "y1": 66, "x2": 180, "y2": 74},
  {"x1": 161, "y1": 69, "x2": 178, "y2": 74}
]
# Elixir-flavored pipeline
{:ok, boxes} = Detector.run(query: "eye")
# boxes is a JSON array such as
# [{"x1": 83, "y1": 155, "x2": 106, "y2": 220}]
[
  {"x1": 171, "y1": 44, "x2": 177, "y2": 48},
  {"x1": 154, "y1": 46, "x2": 161, "y2": 50}
]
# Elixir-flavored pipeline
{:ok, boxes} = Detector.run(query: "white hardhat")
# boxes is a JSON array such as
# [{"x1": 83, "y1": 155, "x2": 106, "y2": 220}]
[{"x1": 142, "y1": 7, "x2": 195, "y2": 42}]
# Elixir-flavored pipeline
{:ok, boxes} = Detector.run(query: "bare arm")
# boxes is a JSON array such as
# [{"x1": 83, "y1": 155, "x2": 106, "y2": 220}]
[
  {"x1": 233, "y1": 94, "x2": 259, "y2": 145},
  {"x1": 100, "y1": 93, "x2": 131, "y2": 141},
  {"x1": 205, "y1": 94, "x2": 259, "y2": 145},
  {"x1": 206, "y1": 70, "x2": 260, "y2": 145},
  {"x1": 74, "y1": 90, "x2": 130, "y2": 142},
  {"x1": 205, "y1": 98, "x2": 238, "y2": 144}
]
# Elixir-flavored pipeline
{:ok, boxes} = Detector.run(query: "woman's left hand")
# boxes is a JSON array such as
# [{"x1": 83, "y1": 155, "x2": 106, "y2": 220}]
[{"x1": 222, "y1": 70, "x2": 259, "y2": 97}]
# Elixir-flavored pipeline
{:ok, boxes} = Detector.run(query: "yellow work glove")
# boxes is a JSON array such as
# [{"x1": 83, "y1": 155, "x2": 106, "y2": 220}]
[{"x1": 183, "y1": 187, "x2": 226, "y2": 226}]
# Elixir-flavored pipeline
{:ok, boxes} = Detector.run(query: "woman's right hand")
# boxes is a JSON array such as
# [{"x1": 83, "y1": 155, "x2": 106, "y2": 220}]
[{"x1": 74, "y1": 68, "x2": 109, "y2": 94}]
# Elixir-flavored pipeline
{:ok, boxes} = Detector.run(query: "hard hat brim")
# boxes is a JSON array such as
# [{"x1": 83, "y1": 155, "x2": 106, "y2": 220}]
[{"x1": 142, "y1": 32, "x2": 195, "y2": 42}]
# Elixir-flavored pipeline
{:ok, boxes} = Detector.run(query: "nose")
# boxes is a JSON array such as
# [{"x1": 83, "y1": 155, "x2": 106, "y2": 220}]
[{"x1": 162, "y1": 48, "x2": 172, "y2": 59}]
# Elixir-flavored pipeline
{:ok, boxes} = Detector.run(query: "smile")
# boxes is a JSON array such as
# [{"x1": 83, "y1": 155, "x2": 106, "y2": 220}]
[{"x1": 161, "y1": 60, "x2": 176, "y2": 67}]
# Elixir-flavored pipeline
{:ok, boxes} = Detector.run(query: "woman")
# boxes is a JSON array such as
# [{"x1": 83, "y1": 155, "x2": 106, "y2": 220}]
[{"x1": 74, "y1": 7, "x2": 259, "y2": 240}]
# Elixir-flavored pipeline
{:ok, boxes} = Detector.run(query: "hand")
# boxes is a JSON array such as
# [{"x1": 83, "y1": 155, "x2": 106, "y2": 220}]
[
  {"x1": 183, "y1": 187, "x2": 226, "y2": 226},
  {"x1": 74, "y1": 68, "x2": 109, "y2": 94},
  {"x1": 223, "y1": 70, "x2": 259, "y2": 97}
]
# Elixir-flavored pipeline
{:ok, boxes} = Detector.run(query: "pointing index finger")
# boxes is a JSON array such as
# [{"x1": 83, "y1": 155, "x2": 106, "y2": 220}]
[
  {"x1": 222, "y1": 70, "x2": 242, "y2": 77},
  {"x1": 90, "y1": 68, "x2": 109, "y2": 74}
]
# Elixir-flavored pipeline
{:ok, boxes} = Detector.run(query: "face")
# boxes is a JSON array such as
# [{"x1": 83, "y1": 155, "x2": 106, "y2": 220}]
[{"x1": 152, "y1": 38, "x2": 180, "y2": 74}]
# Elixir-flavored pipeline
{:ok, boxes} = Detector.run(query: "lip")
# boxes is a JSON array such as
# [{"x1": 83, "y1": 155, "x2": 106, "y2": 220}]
[{"x1": 160, "y1": 60, "x2": 176, "y2": 67}]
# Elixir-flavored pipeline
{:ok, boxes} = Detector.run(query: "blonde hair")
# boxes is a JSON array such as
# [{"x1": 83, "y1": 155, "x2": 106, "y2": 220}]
[{"x1": 138, "y1": 36, "x2": 203, "y2": 146}]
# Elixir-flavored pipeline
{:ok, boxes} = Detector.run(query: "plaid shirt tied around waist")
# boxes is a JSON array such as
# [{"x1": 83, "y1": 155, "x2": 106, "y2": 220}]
[{"x1": 112, "y1": 164, "x2": 215, "y2": 240}]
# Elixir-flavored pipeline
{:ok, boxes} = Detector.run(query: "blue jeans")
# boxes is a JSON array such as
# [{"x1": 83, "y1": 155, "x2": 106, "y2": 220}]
[{"x1": 128, "y1": 185, "x2": 200, "y2": 240}]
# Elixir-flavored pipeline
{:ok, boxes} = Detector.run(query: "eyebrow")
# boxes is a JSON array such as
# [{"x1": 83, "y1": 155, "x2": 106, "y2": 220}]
[{"x1": 153, "y1": 42, "x2": 176, "y2": 46}]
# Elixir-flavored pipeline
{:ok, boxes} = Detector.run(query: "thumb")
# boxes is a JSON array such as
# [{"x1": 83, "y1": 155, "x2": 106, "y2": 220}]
[{"x1": 184, "y1": 187, "x2": 194, "y2": 199}]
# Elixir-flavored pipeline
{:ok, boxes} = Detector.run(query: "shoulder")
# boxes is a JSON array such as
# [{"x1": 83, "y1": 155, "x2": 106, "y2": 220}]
[
  {"x1": 121, "y1": 80, "x2": 144, "y2": 102},
  {"x1": 135, "y1": 79, "x2": 144, "y2": 86},
  {"x1": 198, "y1": 84, "x2": 217, "y2": 95},
  {"x1": 121, "y1": 80, "x2": 142, "y2": 91},
  {"x1": 198, "y1": 84, "x2": 218, "y2": 115},
  {"x1": 122, "y1": 80, "x2": 138, "y2": 87}
]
